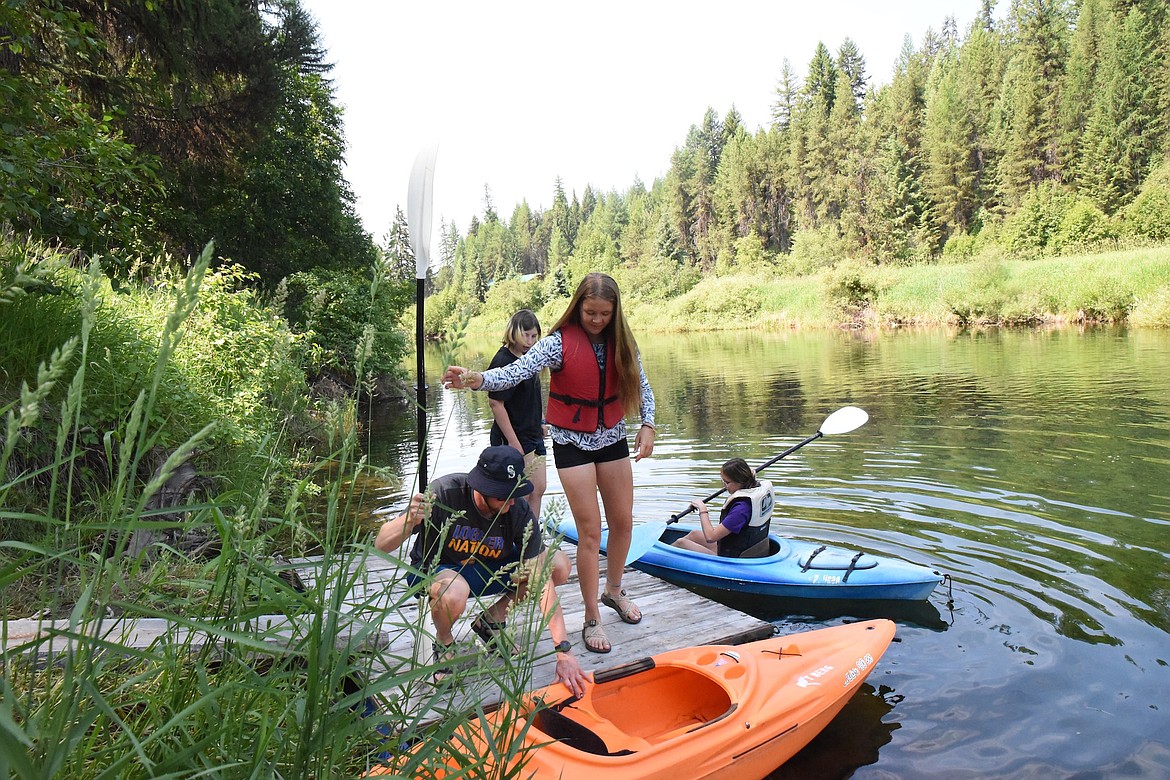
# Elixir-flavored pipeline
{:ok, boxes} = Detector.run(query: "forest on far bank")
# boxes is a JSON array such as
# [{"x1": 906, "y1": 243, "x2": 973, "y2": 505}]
[{"x1": 424, "y1": 0, "x2": 1170, "y2": 337}]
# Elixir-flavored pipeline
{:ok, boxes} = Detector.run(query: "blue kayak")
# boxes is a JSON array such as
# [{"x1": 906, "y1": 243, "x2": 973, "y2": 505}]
[{"x1": 553, "y1": 520, "x2": 944, "y2": 601}]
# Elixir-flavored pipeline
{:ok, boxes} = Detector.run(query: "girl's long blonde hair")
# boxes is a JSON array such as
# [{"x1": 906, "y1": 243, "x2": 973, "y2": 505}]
[{"x1": 552, "y1": 272, "x2": 641, "y2": 416}]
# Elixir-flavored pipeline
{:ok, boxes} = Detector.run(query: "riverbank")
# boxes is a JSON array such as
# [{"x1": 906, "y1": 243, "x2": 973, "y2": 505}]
[{"x1": 462, "y1": 245, "x2": 1170, "y2": 335}]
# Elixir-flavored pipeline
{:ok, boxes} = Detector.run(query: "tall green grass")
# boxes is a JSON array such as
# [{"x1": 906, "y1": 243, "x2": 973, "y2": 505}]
[
  {"x1": 452, "y1": 244, "x2": 1170, "y2": 335},
  {"x1": 1, "y1": 238, "x2": 558, "y2": 777}
]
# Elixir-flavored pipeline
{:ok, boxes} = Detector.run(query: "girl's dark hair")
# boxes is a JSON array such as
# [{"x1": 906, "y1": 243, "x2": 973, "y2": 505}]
[
  {"x1": 721, "y1": 458, "x2": 759, "y2": 489},
  {"x1": 502, "y1": 309, "x2": 541, "y2": 350}
]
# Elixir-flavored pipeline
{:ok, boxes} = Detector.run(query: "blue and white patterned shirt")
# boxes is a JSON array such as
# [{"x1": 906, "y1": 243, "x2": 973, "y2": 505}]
[{"x1": 478, "y1": 330, "x2": 655, "y2": 451}]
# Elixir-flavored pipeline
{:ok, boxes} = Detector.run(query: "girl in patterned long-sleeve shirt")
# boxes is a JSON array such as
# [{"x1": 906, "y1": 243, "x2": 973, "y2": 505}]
[{"x1": 443, "y1": 273, "x2": 656, "y2": 654}]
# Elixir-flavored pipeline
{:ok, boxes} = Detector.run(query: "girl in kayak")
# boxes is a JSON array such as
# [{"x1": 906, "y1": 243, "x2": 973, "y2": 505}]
[
  {"x1": 674, "y1": 458, "x2": 773, "y2": 557},
  {"x1": 442, "y1": 273, "x2": 656, "y2": 654}
]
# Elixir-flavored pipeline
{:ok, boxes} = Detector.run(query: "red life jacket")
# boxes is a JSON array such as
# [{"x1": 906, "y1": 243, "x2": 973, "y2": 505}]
[{"x1": 546, "y1": 324, "x2": 625, "y2": 432}]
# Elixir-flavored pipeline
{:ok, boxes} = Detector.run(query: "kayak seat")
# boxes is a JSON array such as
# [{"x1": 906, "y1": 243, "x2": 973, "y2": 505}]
[
  {"x1": 533, "y1": 707, "x2": 637, "y2": 756},
  {"x1": 736, "y1": 538, "x2": 773, "y2": 559}
]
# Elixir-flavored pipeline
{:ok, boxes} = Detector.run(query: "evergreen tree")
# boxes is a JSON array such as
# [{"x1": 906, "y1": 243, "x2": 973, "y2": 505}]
[
  {"x1": 836, "y1": 38, "x2": 868, "y2": 109},
  {"x1": 954, "y1": 21, "x2": 1006, "y2": 221},
  {"x1": 384, "y1": 205, "x2": 415, "y2": 283},
  {"x1": 771, "y1": 58, "x2": 799, "y2": 129},
  {"x1": 804, "y1": 42, "x2": 838, "y2": 113},
  {"x1": 483, "y1": 184, "x2": 498, "y2": 223},
  {"x1": 871, "y1": 134, "x2": 936, "y2": 261},
  {"x1": 826, "y1": 70, "x2": 861, "y2": 225},
  {"x1": 1077, "y1": 3, "x2": 1167, "y2": 211},
  {"x1": 992, "y1": 0, "x2": 1068, "y2": 207},
  {"x1": 923, "y1": 51, "x2": 979, "y2": 235}
]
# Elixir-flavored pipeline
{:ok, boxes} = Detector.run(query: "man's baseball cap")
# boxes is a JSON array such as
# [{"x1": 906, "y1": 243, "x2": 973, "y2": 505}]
[{"x1": 467, "y1": 445, "x2": 533, "y2": 499}]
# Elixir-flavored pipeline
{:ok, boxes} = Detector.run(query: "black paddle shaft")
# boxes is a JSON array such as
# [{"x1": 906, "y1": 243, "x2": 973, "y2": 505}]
[{"x1": 668, "y1": 430, "x2": 824, "y2": 522}]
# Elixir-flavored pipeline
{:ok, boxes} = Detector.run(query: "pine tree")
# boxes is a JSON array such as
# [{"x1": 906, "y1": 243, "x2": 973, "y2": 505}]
[
  {"x1": 385, "y1": 205, "x2": 415, "y2": 283},
  {"x1": 992, "y1": 0, "x2": 1068, "y2": 207},
  {"x1": 1059, "y1": 0, "x2": 1108, "y2": 187},
  {"x1": 923, "y1": 51, "x2": 979, "y2": 235},
  {"x1": 805, "y1": 42, "x2": 838, "y2": 114},
  {"x1": 1077, "y1": 4, "x2": 1164, "y2": 211},
  {"x1": 771, "y1": 59, "x2": 799, "y2": 129},
  {"x1": 836, "y1": 38, "x2": 868, "y2": 108}
]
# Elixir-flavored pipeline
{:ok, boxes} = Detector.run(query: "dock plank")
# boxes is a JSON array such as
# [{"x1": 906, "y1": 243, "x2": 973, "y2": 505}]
[{"x1": 3, "y1": 544, "x2": 772, "y2": 716}]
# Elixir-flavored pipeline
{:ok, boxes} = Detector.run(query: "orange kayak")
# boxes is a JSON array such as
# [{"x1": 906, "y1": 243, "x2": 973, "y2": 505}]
[{"x1": 372, "y1": 619, "x2": 896, "y2": 780}]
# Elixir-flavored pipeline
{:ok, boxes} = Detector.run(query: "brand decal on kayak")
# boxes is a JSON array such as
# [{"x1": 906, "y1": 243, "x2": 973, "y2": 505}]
[
  {"x1": 844, "y1": 653, "x2": 875, "y2": 687},
  {"x1": 796, "y1": 665, "x2": 834, "y2": 687}
]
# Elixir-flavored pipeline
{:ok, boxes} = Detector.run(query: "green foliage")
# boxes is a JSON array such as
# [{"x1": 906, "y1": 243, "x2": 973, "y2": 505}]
[
  {"x1": 282, "y1": 266, "x2": 412, "y2": 383},
  {"x1": 421, "y1": 285, "x2": 461, "y2": 339},
  {"x1": 941, "y1": 231, "x2": 980, "y2": 261},
  {"x1": 825, "y1": 260, "x2": 882, "y2": 318},
  {"x1": 1000, "y1": 182, "x2": 1074, "y2": 256},
  {"x1": 717, "y1": 232, "x2": 776, "y2": 277},
  {"x1": 478, "y1": 277, "x2": 545, "y2": 327},
  {"x1": 1122, "y1": 159, "x2": 1170, "y2": 242},
  {"x1": 946, "y1": 259, "x2": 1014, "y2": 324},
  {"x1": 666, "y1": 276, "x2": 765, "y2": 328},
  {"x1": 0, "y1": 255, "x2": 526, "y2": 774},
  {"x1": 1129, "y1": 286, "x2": 1170, "y2": 327},
  {"x1": 1050, "y1": 199, "x2": 1117, "y2": 253},
  {"x1": 612, "y1": 254, "x2": 702, "y2": 304},
  {"x1": 1, "y1": 0, "x2": 374, "y2": 284},
  {"x1": 788, "y1": 226, "x2": 849, "y2": 275},
  {"x1": 0, "y1": 4, "x2": 162, "y2": 262},
  {"x1": 0, "y1": 236, "x2": 312, "y2": 513}
]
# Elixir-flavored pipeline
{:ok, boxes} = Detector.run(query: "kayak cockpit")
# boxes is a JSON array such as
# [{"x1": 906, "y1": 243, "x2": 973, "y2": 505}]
[
  {"x1": 533, "y1": 664, "x2": 735, "y2": 755},
  {"x1": 658, "y1": 527, "x2": 787, "y2": 561}
]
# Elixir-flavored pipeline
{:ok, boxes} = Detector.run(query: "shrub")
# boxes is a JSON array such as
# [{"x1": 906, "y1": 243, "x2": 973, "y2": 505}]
[
  {"x1": 282, "y1": 266, "x2": 412, "y2": 382},
  {"x1": 479, "y1": 276, "x2": 544, "y2": 325},
  {"x1": 1051, "y1": 200, "x2": 1117, "y2": 253},
  {"x1": 612, "y1": 254, "x2": 701, "y2": 303},
  {"x1": 824, "y1": 260, "x2": 881, "y2": 318},
  {"x1": 668, "y1": 278, "x2": 762, "y2": 327},
  {"x1": 717, "y1": 232, "x2": 776, "y2": 277},
  {"x1": 421, "y1": 285, "x2": 460, "y2": 339},
  {"x1": 1129, "y1": 286, "x2": 1170, "y2": 327},
  {"x1": 1122, "y1": 159, "x2": 1170, "y2": 243},
  {"x1": 789, "y1": 226, "x2": 848, "y2": 276},
  {"x1": 941, "y1": 231, "x2": 980, "y2": 261},
  {"x1": 947, "y1": 259, "x2": 1012, "y2": 324},
  {"x1": 1000, "y1": 181, "x2": 1073, "y2": 256}
]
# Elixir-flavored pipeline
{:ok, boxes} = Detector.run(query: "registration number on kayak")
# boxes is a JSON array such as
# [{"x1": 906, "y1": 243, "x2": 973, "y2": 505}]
[{"x1": 844, "y1": 653, "x2": 875, "y2": 687}]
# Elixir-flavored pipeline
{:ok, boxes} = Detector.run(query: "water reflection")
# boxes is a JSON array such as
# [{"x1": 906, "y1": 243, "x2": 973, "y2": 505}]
[
  {"x1": 765, "y1": 681, "x2": 900, "y2": 779},
  {"x1": 364, "y1": 327, "x2": 1170, "y2": 778}
]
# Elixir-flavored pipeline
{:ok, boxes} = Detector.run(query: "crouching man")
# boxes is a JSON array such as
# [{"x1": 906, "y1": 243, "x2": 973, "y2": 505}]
[{"x1": 375, "y1": 445, "x2": 587, "y2": 696}]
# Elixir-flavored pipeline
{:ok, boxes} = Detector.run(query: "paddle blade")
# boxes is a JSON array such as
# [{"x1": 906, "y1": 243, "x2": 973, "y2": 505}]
[
  {"x1": 407, "y1": 143, "x2": 438, "y2": 279},
  {"x1": 818, "y1": 406, "x2": 869, "y2": 436},
  {"x1": 625, "y1": 522, "x2": 666, "y2": 563}
]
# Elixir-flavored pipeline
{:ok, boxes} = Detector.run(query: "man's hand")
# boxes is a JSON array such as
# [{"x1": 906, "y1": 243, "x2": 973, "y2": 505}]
[
  {"x1": 554, "y1": 650, "x2": 589, "y2": 698},
  {"x1": 374, "y1": 492, "x2": 432, "y2": 553}
]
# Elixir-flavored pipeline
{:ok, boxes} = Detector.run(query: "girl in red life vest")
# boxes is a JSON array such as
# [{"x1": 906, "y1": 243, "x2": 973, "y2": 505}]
[{"x1": 442, "y1": 273, "x2": 656, "y2": 654}]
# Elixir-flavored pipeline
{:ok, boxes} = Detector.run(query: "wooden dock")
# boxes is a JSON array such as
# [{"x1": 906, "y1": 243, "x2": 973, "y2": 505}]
[
  {"x1": 347, "y1": 545, "x2": 770, "y2": 680},
  {"x1": 3, "y1": 544, "x2": 773, "y2": 715}
]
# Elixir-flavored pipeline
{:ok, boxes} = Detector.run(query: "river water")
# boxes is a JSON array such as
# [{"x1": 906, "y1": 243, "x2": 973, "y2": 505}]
[{"x1": 364, "y1": 326, "x2": 1170, "y2": 779}]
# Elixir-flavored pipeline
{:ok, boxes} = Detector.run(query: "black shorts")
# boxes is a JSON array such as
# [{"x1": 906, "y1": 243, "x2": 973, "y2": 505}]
[
  {"x1": 489, "y1": 432, "x2": 546, "y2": 457},
  {"x1": 553, "y1": 438, "x2": 629, "y2": 469}
]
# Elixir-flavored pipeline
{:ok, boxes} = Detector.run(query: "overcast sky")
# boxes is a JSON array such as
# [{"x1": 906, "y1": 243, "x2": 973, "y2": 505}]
[{"x1": 300, "y1": 0, "x2": 998, "y2": 260}]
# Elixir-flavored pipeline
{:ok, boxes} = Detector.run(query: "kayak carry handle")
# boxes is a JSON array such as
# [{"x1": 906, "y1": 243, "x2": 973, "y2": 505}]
[{"x1": 592, "y1": 657, "x2": 656, "y2": 685}]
